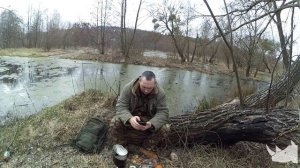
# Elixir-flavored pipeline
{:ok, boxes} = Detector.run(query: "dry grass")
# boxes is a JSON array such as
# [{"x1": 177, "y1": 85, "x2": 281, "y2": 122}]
[
  {"x1": 0, "y1": 48, "x2": 43, "y2": 57},
  {"x1": 0, "y1": 90, "x2": 297, "y2": 167},
  {"x1": 162, "y1": 142, "x2": 298, "y2": 168},
  {"x1": 211, "y1": 61, "x2": 271, "y2": 82},
  {"x1": 196, "y1": 97, "x2": 222, "y2": 112},
  {"x1": 0, "y1": 48, "x2": 68, "y2": 57},
  {"x1": 0, "y1": 90, "x2": 116, "y2": 167}
]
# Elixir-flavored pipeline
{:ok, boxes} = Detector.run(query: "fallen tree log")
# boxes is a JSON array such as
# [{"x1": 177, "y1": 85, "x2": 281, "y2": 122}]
[
  {"x1": 161, "y1": 58, "x2": 300, "y2": 147},
  {"x1": 165, "y1": 108, "x2": 299, "y2": 147}
]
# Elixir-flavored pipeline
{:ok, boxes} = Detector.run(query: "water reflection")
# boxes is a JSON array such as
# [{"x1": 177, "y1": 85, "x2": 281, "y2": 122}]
[{"x1": 0, "y1": 56, "x2": 268, "y2": 124}]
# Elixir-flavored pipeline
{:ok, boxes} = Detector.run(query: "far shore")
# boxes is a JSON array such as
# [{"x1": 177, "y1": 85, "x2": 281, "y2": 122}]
[{"x1": 0, "y1": 47, "x2": 271, "y2": 82}]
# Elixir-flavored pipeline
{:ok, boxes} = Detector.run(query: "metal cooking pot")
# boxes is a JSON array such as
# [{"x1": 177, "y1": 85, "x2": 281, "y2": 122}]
[{"x1": 113, "y1": 144, "x2": 128, "y2": 168}]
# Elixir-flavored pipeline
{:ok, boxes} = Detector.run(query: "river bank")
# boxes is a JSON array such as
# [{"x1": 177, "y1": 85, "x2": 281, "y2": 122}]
[{"x1": 0, "y1": 90, "x2": 289, "y2": 167}]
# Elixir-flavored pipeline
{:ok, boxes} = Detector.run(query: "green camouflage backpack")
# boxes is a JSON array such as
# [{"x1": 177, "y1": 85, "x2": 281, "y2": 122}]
[{"x1": 72, "y1": 117, "x2": 108, "y2": 153}]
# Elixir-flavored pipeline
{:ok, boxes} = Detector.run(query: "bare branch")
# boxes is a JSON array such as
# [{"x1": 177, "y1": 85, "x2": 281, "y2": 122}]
[
  {"x1": 203, "y1": 0, "x2": 244, "y2": 107},
  {"x1": 125, "y1": 0, "x2": 143, "y2": 57}
]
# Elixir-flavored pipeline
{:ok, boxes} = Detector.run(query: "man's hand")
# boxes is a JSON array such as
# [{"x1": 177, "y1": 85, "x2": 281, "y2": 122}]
[
  {"x1": 129, "y1": 116, "x2": 152, "y2": 131},
  {"x1": 141, "y1": 121, "x2": 152, "y2": 131}
]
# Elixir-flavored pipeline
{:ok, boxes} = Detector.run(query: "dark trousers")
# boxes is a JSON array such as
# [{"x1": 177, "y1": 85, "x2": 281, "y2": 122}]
[{"x1": 109, "y1": 116, "x2": 169, "y2": 149}]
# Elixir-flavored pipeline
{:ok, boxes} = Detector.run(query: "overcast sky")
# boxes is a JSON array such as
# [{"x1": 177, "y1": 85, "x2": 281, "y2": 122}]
[
  {"x1": 1, "y1": 0, "x2": 102, "y2": 23},
  {"x1": 0, "y1": 0, "x2": 223, "y2": 30}
]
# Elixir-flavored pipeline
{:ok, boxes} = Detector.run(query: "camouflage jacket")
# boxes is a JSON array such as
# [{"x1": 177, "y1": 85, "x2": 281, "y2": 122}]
[{"x1": 115, "y1": 77, "x2": 169, "y2": 131}]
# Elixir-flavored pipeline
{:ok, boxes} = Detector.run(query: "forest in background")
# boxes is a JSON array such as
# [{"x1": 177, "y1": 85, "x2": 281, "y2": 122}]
[{"x1": 2, "y1": 0, "x2": 297, "y2": 79}]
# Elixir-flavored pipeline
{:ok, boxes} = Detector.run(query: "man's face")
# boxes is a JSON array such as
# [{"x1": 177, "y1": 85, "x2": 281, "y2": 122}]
[{"x1": 139, "y1": 76, "x2": 156, "y2": 95}]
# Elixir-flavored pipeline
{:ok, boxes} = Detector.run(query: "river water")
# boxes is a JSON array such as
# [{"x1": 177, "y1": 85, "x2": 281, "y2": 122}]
[{"x1": 0, "y1": 56, "x2": 267, "y2": 123}]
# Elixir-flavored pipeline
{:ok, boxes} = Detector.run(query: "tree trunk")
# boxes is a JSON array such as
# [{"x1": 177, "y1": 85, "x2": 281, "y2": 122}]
[
  {"x1": 244, "y1": 57, "x2": 300, "y2": 108},
  {"x1": 246, "y1": 64, "x2": 251, "y2": 77},
  {"x1": 125, "y1": 0, "x2": 142, "y2": 58},
  {"x1": 190, "y1": 34, "x2": 198, "y2": 63},
  {"x1": 120, "y1": 0, "x2": 126, "y2": 57},
  {"x1": 170, "y1": 33, "x2": 185, "y2": 63},
  {"x1": 208, "y1": 42, "x2": 220, "y2": 64},
  {"x1": 273, "y1": 1, "x2": 290, "y2": 70},
  {"x1": 263, "y1": 56, "x2": 271, "y2": 73},
  {"x1": 164, "y1": 19, "x2": 186, "y2": 63},
  {"x1": 254, "y1": 68, "x2": 258, "y2": 78},
  {"x1": 163, "y1": 108, "x2": 299, "y2": 147}
]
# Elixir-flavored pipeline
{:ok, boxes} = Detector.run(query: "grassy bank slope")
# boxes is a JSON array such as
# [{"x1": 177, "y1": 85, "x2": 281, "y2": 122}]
[
  {"x1": 0, "y1": 90, "x2": 115, "y2": 167},
  {"x1": 0, "y1": 90, "x2": 295, "y2": 167}
]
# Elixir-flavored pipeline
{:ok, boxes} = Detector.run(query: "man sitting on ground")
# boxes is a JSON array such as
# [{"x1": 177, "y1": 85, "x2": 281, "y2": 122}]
[{"x1": 110, "y1": 71, "x2": 169, "y2": 150}]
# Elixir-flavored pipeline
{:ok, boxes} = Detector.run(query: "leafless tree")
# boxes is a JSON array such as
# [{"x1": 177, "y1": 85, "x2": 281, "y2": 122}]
[
  {"x1": 183, "y1": 1, "x2": 196, "y2": 62},
  {"x1": 62, "y1": 22, "x2": 72, "y2": 49},
  {"x1": 125, "y1": 0, "x2": 142, "y2": 58},
  {"x1": 190, "y1": 33, "x2": 198, "y2": 63},
  {"x1": 92, "y1": 0, "x2": 110, "y2": 54},
  {"x1": 236, "y1": 2, "x2": 271, "y2": 77},
  {"x1": 285, "y1": 4, "x2": 296, "y2": 107},
  {"x1": 257, "y1": 38, "x2": 279, "y2": 73},
  {"x1": 197, "y1": 18, "x2": 213, "y2": 63},
  {"x1": 44, "y1": 10, "x2": 61, "y2": 51},
  {"x1": 272, "y1": 1, "x2": 290, "y2": 70},
  {"x1": 208, "y1": 39, "x2": 221, "y2": 64},
  {"x1": 31, "y1": 9, "x2": 43, "y2": 48},
  {"x1": 120, "y1": 0, "x2": 127, "y2": 57},
  {"x1": 215, "y1": 0, "x2": 299, "y2": 71},
  {"x1": 0, "y1": 9, "x2": 23, "y2": 48},
  {"x1": 204, "y1": 0, "x2": 244, "y2": 107},
  {"x1": 151, "y1": 0, "x2": 188, "y2": 63},
  {"x1": 119, "y1": 0, "x2": 143, "y2": 58},
  {"x1": 67, "y1": 22, "x2": 93, "y2": 47},
  {"x1": 26, "y1": 5, "x2": 33, "y2": 48}
]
